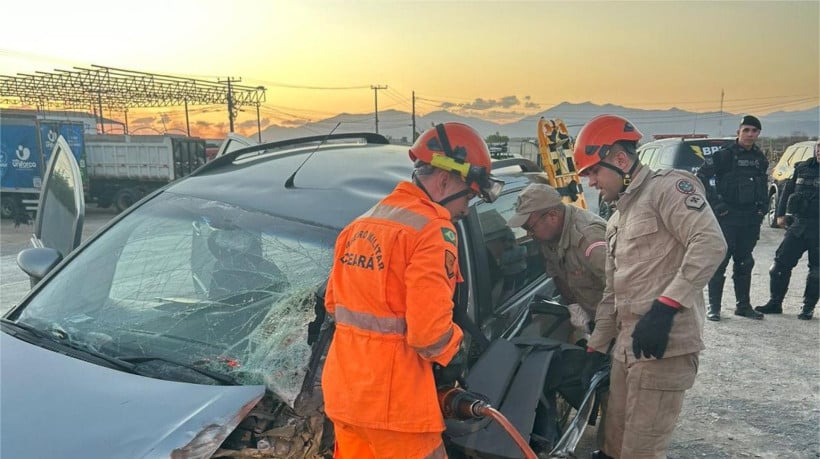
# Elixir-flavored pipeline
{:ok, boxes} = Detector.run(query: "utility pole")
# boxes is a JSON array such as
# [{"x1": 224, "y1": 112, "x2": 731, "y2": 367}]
[
  {"x1": 220, "y1": 77, "x2": 242, "y2": 133},
  {"x1": 718, "y1": 88, "x2": 724, "y2": 137},
  {"x1": 184, "y1": 99, "x2": 190, "y2": 136},
  {"x1": 371, "y1": 84, "x2": 387, "y2": 134},
  {"x1": 412, "y1": 90, "x2": 416, "y2": 142},
  {"x1": 256, "y1": 102, "x2": 262, "y2": 142}
]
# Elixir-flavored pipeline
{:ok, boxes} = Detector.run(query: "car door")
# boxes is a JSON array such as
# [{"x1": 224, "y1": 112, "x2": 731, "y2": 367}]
[{"x1": 32, "y1": 135, "x2": 85, "y2": 257}]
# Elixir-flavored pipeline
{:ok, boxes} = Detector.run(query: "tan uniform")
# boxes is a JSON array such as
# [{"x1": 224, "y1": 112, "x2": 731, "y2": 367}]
[
  {"x1": 588, "y1": 165, "x2": 727, "y2": 459},
  {"x1": 540, "y1": 205, "x2": 607, "y2": 319}
]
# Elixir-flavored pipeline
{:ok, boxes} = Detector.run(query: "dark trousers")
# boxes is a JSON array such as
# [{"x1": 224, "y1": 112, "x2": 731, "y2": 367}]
[
  {"x1": 710, "y1": 219, "x2": 761, "y2": 305},
  {"x1": 773, "y1": 222, "x2": 819, "y2": 305}
]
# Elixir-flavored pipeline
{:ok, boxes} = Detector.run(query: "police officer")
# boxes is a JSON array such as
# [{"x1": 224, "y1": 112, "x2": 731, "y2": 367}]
[
  {"x1": 756, "y1": 139, "x2": 819, "y2": 320},
  {"x1": 322, "y1": 122, "x2": 502, "y2": 459},
  {"x1": 576, "y1": 115, "x2": 726, "y2": 459},
  {"x1": 697, "y1": 115, "x2": 769, "y2": 321}
]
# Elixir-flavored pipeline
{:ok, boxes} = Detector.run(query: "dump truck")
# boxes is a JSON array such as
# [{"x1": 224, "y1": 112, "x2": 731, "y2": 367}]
[{"x1": 84, "y1": 134, "x2": 206, "y2": 212}]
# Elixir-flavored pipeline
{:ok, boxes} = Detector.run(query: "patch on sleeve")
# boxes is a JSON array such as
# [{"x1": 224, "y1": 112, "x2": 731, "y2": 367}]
[
  {"x1": 584, "y1": 241, "x2": 607, "y2": 257},
  {"x1": 441, "y1": 228, "x2": 457, "y2": 246},
  {"x1": 684, "y1": 194, "x2": 706, "y2": 211},
  {"x1": 676, "y1": 179, "x2": 696, "y2": 195},
  {"x1": 444, "y1": 250, "x2": 457, "y2": 279}
]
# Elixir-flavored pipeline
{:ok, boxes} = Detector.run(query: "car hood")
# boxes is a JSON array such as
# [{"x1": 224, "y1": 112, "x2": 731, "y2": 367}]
[{"x1": 0, "y1": 332, "x2": 265, "y2": 459}]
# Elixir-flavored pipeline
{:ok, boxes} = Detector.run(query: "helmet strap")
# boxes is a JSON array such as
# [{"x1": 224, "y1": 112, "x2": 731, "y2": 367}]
[
  {"x1": 437, "y1": 188, "x2": 473, "y2": 207},
  {"x1": 597, "y1": 157, "x2": 639, "y2": 192}
]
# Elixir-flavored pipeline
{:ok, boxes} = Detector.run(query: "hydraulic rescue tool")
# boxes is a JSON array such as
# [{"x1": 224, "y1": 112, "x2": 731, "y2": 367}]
[{"x1": 438, "y1": 386, "x2": 538, "y2": 459}]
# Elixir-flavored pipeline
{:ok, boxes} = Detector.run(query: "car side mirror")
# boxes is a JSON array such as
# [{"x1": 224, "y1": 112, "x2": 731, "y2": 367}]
[{"x1": 16, "y1": 247, "x2": 63, "y2": 287}]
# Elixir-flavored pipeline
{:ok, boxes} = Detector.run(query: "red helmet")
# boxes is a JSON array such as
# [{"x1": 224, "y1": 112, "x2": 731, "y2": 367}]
[
  {"x1": 409, "y1": 122, "x2": 503, "y2": 202},
  {"x1": 573, "y1": 115, "x2": 642, "y2": 175}
]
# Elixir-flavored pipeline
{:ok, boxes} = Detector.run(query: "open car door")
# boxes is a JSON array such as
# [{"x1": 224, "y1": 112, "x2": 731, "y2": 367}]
[
  {"x1": 215, "y1": 133, "x2": 256, "y2": 159},
  {"x1": 32, "y1": 135, "x2": 85, "y2": 257}
]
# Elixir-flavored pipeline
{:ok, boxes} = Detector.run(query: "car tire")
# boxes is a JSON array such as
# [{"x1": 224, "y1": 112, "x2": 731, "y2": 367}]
[{"x1": 767, "y1": 191, "x2": 778, "y2": 228}]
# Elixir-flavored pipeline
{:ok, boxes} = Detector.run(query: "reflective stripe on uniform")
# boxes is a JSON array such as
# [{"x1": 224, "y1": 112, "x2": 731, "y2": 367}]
[
  {"x1": 335, "y1": 304, "x2": 407, "y2": 334},
  {"x1": 335, "y1": 304, "x2": 454, "y2": 359},
  {"x1": 413, "y1": 325, "x2": 454, "y2": 359},
  {"x1": 362, "y1": 204, "x2": 430, "y2": 231}
]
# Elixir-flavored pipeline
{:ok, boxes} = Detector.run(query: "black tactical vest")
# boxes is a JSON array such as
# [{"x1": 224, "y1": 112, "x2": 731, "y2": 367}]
[
  {"x1": 789, "y1": 158, "x2": 819, "y2": 219},
  {"x1": 716, "y1": 145, "x2": 768, "y2": 208}
]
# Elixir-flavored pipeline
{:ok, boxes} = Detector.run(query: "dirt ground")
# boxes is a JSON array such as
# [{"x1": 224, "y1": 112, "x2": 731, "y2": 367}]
[
  {"x1": 574, "y1": 224, "x2": 819, "y2": 459},
  {"x1": 1, "y1": 213, "x2": 818, "y2": 458}
]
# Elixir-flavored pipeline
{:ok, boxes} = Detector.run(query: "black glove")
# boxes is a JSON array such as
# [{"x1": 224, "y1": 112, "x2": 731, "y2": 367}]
[
  {"x1": 632, "y1": 300, "x2": 679, "y2": 359},
  {"x1": 581, "y1": 350, "x2": 610, "y2": 391},
  {"x1": 711, "y1": 201, "x2": 729, "y2": 217}
]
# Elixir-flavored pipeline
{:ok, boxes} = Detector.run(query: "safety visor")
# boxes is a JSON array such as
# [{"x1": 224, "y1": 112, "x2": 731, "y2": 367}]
[{"x1": 430, "y1": 153, "x2": 505, "y2": 203}]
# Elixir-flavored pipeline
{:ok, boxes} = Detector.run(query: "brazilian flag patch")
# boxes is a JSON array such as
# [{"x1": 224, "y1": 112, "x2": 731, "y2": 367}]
[{"x1": 441, "y1": 228, "x2": 457, "y2": 246}]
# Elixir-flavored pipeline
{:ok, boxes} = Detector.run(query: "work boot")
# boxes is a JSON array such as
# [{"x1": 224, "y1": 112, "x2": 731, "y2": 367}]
[
  {"x1": 798, "y1": 305, "x2": 815, "y2": 320},
  {"x1": 734, "y1": 274, "x2": 763, "y2": 320},
  {"x1": 756, "y1": 268, "x2": 790, "y2": 314},
  {"x1": 707, "y1": 276, "x2": 725, "y2": 321},
  {"x1": 798, "y1": 277, "x2": 818, "y2": 320}
]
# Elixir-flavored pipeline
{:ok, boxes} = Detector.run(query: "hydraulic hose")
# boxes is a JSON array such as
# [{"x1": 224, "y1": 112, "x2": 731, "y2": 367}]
[
  {"x1": 477, "y1": 405, "x2": 538, "y2": 459},
  {"x1": 438, "y1": 387, "x2": 538, "y2": 459}
]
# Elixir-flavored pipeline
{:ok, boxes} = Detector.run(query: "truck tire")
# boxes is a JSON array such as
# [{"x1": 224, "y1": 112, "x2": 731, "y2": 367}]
[
  {"x1": 1, "y1": 196, "x2": 19, "y2": 219},
  {"x1": 114, "y1": 189, "x2": 137, "y2": 213}
]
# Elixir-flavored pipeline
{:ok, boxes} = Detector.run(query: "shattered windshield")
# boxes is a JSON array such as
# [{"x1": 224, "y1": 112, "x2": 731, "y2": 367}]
[{"x1": 15, "y1": 192, "x2": 336, "y2": 406}]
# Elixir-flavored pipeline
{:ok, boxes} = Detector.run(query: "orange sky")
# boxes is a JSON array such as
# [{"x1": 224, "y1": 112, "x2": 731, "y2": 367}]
[{"x1": 2, "y1": 0, "x2": 818, "y2": 139}]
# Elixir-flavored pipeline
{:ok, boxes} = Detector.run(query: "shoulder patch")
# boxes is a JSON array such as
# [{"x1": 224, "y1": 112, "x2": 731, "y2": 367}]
[
  {"x1": 444, "y1": 250, "x2": 457, "y2": 279},
  {"x1": 441, "y1": 228, "x2": 457, "y2": 246},
  {"x1": 684, "y1": 194, "x2": 706, "y2": 211},
  {"x1": 675, "y1": 179, "x2": 696, "y2": 195}
]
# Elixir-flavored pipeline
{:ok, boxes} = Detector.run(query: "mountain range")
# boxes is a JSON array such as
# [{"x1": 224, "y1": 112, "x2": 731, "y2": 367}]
[{"x1": 260, "y1": 102, "x2": 819, "y2": 142}]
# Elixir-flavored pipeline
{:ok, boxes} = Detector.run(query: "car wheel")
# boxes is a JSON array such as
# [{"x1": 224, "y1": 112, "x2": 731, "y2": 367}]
[{"x1": 767, "y1": 192, "x2": 778, "y2": 228}]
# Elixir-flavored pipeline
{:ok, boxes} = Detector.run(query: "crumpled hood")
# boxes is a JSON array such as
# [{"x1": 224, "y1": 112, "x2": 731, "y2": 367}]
[{"x1": 0, "y1": 332, "x2": 265, "y2": 459}]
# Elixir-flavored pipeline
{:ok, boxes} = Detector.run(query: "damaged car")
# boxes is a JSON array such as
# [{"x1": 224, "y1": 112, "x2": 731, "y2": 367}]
[{"x1": 3, "y1": 134, "x2": 607, "y2": 459}]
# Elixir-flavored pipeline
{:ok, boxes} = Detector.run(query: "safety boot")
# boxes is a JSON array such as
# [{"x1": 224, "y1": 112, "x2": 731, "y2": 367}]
[
  {"x1": 706, "y1": 276, "x2": 724, "y2": 321},
  {"x1": 798, "y1": 277, "x2": 818, "y2": 320},
  {"x1": 755, "y1": 270, "x2": 790, "y2": 314},
  {"x1": 734, "y1": 274, "x2": 763, "y2": 320}
]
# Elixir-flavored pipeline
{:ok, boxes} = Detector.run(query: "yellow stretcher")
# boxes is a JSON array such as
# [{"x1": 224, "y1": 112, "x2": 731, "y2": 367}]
[{"x1": 536, "y1": 117, "x2": 587, "y2": 209}]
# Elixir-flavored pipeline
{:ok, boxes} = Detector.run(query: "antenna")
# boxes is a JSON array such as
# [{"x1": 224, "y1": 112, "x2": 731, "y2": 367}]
[{"x1": 284, "y1": 122, "x2": 342, "y2": 189}]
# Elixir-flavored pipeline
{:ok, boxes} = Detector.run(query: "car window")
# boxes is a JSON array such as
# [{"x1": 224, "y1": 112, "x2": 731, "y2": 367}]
[
  {"x1": 474, "y1": 193, "x2": 546, "y2": 307},
  {"x1": 779, "y1": 146, "x2": 798, "y2": 167},
  {"x1": 656, "y1": 145, "x2": 678, "y2": 169},
  {"x1": 792, "y1": 146, "x2": 811, "y2": 165},
  {"x1": 16, "y1": 192, "x2": 337, "y2": 405}
]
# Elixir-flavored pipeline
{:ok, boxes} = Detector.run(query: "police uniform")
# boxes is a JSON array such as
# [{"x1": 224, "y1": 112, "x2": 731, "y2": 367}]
[
  {"x1": 756, "y1": 156, "x2": 819, "y2": 319},
  {"x1": 323, "y1": 181, "x2": 463, "y2": 459},
  {"x1": 540, "y1": 204, "x2": 607, "y2": 320},
  {"x1": 697, "y1": 141, "x2": 769, "y2": 318},
  {"x1": 588, "y1": 165, "x2": 727, "y2": 458}
]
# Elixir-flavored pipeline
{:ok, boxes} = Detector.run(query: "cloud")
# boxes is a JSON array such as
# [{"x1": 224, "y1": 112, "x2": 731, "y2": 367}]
[
  {"x1": 439, "y1": 95, "x2": 522, "y2": 111},
  {"x1": 279, "y1": 119, "x2": 305, "y2": 126},
  {"x1": 132, "y1": 116, "x2": 155, "y2": 124}
]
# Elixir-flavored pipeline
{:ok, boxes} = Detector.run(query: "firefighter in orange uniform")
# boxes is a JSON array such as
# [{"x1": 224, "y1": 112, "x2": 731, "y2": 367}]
[{"x1": 322, "y1": 123, "x2": 503, "y2": 459}]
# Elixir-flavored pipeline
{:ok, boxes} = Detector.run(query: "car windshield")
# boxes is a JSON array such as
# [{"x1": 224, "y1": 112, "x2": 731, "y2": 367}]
[{"x1": 15, "y1": 192, "x2": 336, "y2": 405}]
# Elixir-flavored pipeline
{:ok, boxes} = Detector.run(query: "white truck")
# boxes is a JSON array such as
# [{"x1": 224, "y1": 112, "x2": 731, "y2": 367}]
[{"x1": 85, "y1": 134, "x2": 206, "y2": 212}]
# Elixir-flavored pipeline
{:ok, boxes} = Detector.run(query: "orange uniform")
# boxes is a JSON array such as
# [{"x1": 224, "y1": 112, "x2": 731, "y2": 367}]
[{"x1": 322, "y1": 181, "x2": 464, "y2": 439}]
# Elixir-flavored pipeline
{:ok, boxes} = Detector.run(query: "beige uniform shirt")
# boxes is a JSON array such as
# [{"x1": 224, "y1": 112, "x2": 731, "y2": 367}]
[
  {"x1": 588, "y1": 166, "x2": 727, "y2": 362},
  {"x1": 540, "y1": 205, "x2": 607, "y2": 318}
]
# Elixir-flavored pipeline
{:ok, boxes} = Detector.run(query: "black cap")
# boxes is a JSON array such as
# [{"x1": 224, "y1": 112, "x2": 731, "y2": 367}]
[{"x1": 740, "y1": 115, "x2": 762, "y2": 130}]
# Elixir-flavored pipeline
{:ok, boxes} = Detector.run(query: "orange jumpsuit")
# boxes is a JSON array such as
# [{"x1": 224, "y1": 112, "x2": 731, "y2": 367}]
[{"x1": 322, "y1": 181, "x2": 464, "y2": 459}]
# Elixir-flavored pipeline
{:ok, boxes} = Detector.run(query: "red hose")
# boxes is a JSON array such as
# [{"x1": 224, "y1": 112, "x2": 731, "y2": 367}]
[{"x1": 479, "y1": 406, "x2": 538, "y2": 459}]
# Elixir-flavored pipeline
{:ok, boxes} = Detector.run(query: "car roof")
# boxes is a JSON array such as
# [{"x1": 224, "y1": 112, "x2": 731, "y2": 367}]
[
  {"x1": 639, "y1": 137, "x2": 735, "y2": 149},
  {"x1": 168, "y1": 136, "x2": 534, "y2": 230}
]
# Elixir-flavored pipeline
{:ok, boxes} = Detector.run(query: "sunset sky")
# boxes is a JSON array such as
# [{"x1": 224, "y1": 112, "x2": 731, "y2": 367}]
[{"x1": 2, "y1": 0, "x2": 818, "y2": 138}]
